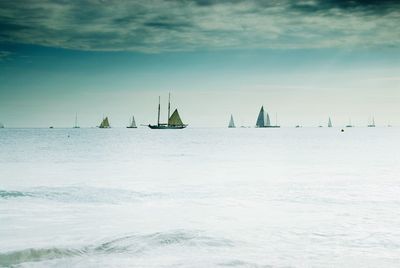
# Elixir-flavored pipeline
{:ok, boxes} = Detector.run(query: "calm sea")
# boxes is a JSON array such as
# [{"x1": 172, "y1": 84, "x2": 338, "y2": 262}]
[{"x1": 1, "y1": 127, "x2": 400, "y2": 267}]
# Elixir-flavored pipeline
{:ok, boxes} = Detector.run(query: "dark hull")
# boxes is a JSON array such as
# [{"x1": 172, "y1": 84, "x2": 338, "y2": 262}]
[
  {"x1": 148, "y1": 124, "x2": 187, "y2": 129},
  {"x1": 126, "y1": 127, "x2": 137, "y2": 128},
  {"x1": 256, "y1": 126, "x2": 280, "y2": 128}
]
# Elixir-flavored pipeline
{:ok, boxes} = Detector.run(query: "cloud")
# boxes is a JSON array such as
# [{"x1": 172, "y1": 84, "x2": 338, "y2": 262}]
[
  {"x1": 0, "y1": 50, "x2": 12, "y2": 60},
  {"x1": 0, "y1": 0, "x2": 399, "y2": 52}
]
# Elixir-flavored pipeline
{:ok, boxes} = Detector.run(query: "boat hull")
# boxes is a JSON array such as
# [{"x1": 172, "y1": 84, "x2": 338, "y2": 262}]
[
  {"x1": 148, "y1": 124, "x2": 187, "y2": 129},
  {"x1": 256, "y1": 126, "x2": 280, "y2": 128}
]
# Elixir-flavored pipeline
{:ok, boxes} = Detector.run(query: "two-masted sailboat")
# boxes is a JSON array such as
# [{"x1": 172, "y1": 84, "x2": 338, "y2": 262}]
[
  {"x1": 127, "y1": 116, "x2": 137, "y2": 128},
  {"x1": 99, "y1": 116, "x2": 111, "y2": 128},
  {"x1": 148, "y1": 94, "x2": 187, "y2": 129},
  {"x1": 255, "y1": 106, "x2": 280, "y2": 128},
  {"x1": 228, "y1": 115, "x2": 235, "y2": 128}
]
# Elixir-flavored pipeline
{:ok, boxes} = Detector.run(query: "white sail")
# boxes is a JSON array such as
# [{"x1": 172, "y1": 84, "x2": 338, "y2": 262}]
[
  {"x1": 256, "y1": 106, "x2": 265, "y2": 127},
  {"x1": 328, "y1": 117, "x2": 332, "y2": 127},
  {"x1": 131, "y1": 116, "x2": 137, "y2": 128},
  {"x1": 228, "y1": 115, "x2": 235, "y2": 128},
  {"x1": 266, "y1": 113, "x2": 271, "y2": 127}
]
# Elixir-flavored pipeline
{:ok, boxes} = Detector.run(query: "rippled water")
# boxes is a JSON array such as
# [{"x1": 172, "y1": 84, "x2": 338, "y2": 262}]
[{"x1": 1, "y1": 127, "x2": 400, "y2": 267}]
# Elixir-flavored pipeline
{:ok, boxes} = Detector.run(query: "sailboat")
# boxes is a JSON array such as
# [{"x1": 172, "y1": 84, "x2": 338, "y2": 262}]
[
  {"x1": 255, "y1": 106, "x2": 280, "y2": 128},
  {"x1": 148, "y1": 93, "x2": 187, "y2": 129},
  {"x1": 368, "y1": 117, "x2": 376, "y2": 127},
  {"x1": 127, "y1": 116, "x2": 137, "y2": 128},
  {"x1": 328, "y1": 117, "x2": 333, "y2": 127},
  {"x1": 99, "y1": 116, "x2": 110, "y2": 128},
  {"x1": 346, "y1": 118, "x2": 353, "y2": 128},
  {"x1": 0, "y1": 122, "x2": 4, "y2": 128},
  {"x1": 228, "y1": 115, "x2": 235, "y2": 128},
  {"x1": 73, "y1": 113, "x2": 80, "y2": 128}
]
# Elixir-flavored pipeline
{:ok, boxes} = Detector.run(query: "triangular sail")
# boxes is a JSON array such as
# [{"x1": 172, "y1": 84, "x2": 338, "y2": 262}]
[
  {"x1": 228, "y1": 115, "x2": 235, "y2": 128},
  {"x1": 266, "y1": 113, "x2": 271, "y2": 127},
  {"x1": 256, "y1": 106, "x2": 265, "y2": 127},
  {"x1": 131, "y1": 116, "x2": 136, "y2": 128},
  {"x1": 100, "y1": 117, "x2": 110, "y2": 128},
  {"x1": 168, "y1": 109, "x2": 184, "y2": 126},
  {"x1": 328, "y1": 117, "x2": 332, "y2": 127}
]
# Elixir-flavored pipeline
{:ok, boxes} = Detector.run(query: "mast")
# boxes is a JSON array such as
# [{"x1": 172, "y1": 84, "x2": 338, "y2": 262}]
[
  {"x1": 157, "y1": 96, "x2": 161, "y2": 126},
  {"x1": 75, "y1": 113, "x2": 78, "y2": 128},
  {"x1": 168, "y1": 92, "x2": 171, "y2": 125}
]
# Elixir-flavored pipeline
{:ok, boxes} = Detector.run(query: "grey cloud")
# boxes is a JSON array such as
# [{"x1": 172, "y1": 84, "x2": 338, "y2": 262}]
[{"x1": 0, "y1": 0, "x2": 399, "y2": 52}]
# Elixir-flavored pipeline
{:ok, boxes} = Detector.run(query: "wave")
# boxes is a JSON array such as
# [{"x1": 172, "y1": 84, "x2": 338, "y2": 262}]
[
  {"x1": 0, "y1": 187, "x2": 163, "y2": 203},
  {"x1": 0, "y1": 230, "x2": 234, "y2": 266}
]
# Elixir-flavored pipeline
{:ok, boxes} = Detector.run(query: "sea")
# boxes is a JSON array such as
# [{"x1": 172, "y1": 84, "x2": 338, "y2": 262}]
[{"x1": 1, "y1": 127, "x2": 400, "y2": 267}]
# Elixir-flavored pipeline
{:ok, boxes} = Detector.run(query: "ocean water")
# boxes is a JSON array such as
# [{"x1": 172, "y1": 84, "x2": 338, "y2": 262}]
[{"x1": 1, "y1": 127, "x2": 400, "y2": 267}]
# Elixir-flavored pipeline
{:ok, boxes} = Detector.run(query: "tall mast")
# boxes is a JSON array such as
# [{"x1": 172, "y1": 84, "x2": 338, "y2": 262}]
[
  {"x1": 157, "y1": 96, "x2": 161, "y2": 126},
  {"x1": 75, "y1": 113, "x2": 78, "y2": 128},
  {"x1": 168, "y1": 92, "x2": 171, "y2": 125}
]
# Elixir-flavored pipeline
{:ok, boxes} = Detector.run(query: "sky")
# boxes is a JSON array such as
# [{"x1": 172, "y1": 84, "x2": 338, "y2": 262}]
[{"x1": 0, "y1": 0, "x2": 399, "y2": 127}]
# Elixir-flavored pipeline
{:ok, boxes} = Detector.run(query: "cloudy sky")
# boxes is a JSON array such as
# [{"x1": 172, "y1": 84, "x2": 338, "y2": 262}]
[{"x1": 0, "y1": 0, "x2": 399, "y2": 127}]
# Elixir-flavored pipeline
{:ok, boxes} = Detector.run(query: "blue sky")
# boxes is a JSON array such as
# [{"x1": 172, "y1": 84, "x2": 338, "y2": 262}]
[{"x1": 0, "y1": 0, "x2": 399, "y2": 127}]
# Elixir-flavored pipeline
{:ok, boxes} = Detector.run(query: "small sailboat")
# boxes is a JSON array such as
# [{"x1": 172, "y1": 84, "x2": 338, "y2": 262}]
[
  {"x1": 228, "y1": 115, "x2": 235, "y2": 128},
  {"x1": 73, "y1": 113, "x2": 80, "y2": 128},
  {"x1": 256, "y1": 106, "x2": 265, "y2": 128},
  {"x1": 127, "y1": 116, "x2": 137, "y2": 128},
  {"x1": 0, "y1": 122, "x2": 4, "y2": 128},
  {"x1": 346, "y1": 118, "x2": 353, "y2": 128},
  {"x1": 99, "y1": 117, "x2": 110, "y2": 128},
  {"x1": 255, "y1": 106, "x2": 280, "y2": 128},
  {"x1": 368, "y1": 117, "x2": 376, "y2": 127},
  {"x1": 328, "y1": 117, "x2": 333, "y2": 128},
  {"x1": 148, "y1": 93, "x2": 187, "y2": 129}
]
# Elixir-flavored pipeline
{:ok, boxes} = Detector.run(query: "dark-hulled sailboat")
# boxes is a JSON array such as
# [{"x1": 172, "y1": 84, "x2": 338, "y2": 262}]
[
  {"x1": 255, "y1": 106, "x2": 280, "y2": 128},
  {"x1": 148, "y1": 94, "x2": 187, "y2": 129},
  {"x1": 99, "y1": 117, "x2": 110, "y2": 128},
  {"x1": 127, "y1": 116, "x2": 137, "y2": 128}
]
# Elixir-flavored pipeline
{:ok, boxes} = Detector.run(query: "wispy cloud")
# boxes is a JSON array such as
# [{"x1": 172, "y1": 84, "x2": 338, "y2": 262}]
[
  {"x1": 0, "y1": 0, "x2": 399, "y2": 52},
  {"x1": 0, "y1": 50, "x2": 12, "y2": 60}
]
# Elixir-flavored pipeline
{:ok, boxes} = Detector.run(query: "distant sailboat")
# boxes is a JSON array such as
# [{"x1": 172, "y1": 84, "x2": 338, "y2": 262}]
[
  {"x1": 346, "y1": 118, "x2": 353, "y2": 128},
  {"x1": 127, "y1": 115, "x2": 137, "y2": 128},
  {"x1": 99, "y1": 117, "x2": 110, "y2": 128},
  {"x1": 328, "y1": 117, "x2": 333, "y2": 128},
  {"x1": 256, "y1": 106, "x2": 280, "y2": 128},
  {"x1": 73, "y1": 113, "x2": 80, "y2": 128},
  {"x1": 0, "y1": 122, "x2": 4, "y2": 128},
  {"x1": 368, "y1": 117, "x2": 376, "y2": 127},
  {"x1": 256, "y1": 106, "x2": 265, "y2": 127},
  {"x1": 228, "y1": 115, "x2": 235, "y2": 128},
  {"x1": 148, "y1": 93, "x2": 187, "y2": 129}
]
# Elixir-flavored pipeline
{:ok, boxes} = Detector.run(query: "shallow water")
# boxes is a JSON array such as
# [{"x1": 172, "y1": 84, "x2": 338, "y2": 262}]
[{"x1": 1, "y1": 127, "x2": 400, "y2": 267}]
